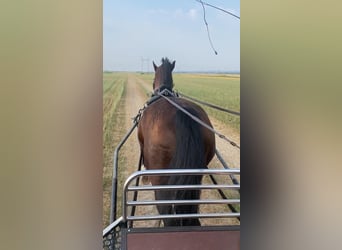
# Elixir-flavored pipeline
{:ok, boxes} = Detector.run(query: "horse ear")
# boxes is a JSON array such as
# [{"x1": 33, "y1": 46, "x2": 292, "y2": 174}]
[
  {"x1": 171, "y1": 61, "x2": 176, "y2": 71},
  {"x1": 153, "y1": 61, "x2": 157, "y2": 71}
]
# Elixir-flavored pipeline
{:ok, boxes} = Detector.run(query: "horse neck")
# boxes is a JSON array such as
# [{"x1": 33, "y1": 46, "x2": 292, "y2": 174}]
[{"x1": 155, "y1": 71, "x2": 173, "y2": 91}]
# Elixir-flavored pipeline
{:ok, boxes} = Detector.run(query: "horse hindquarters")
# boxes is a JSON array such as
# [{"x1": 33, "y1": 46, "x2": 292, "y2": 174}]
[{"x1": 160, "y1": 108, "x2": 206, "y2": 227}]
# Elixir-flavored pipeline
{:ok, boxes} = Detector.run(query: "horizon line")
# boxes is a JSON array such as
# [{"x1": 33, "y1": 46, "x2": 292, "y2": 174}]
[{"x1": 103, "y1": 70, "x2": 240, "y2": 74}]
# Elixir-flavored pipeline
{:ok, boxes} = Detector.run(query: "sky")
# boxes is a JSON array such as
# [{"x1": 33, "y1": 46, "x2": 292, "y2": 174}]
[{"x1": 103, "y1": 0, "x2": 240, "y2": 72}]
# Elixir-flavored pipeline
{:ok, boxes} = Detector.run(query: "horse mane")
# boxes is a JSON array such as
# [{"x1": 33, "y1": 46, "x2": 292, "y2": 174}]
[{"x1": 161, "y1": 57, "x2": 171, "y2": 65}]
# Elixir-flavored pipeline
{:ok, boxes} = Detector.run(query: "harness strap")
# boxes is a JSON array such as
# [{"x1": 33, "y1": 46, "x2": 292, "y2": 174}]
[
  {"x1": 132, "y1": 88, "x2": 179, "y2": 124},
  {"x1": 157, "y1": 89, "x2": 240, "y2": 149},
  {"x1": 153, "y1": 85, "x2": 179, "y2": 97},
  {"x1": 133, "y1": 89, "x2": 240, "y2": 150}
]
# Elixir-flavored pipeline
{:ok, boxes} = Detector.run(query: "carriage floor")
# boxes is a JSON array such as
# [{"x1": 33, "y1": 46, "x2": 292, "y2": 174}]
[{"x1": 122, "y1": 225, "x2": 240, "y2": 250}]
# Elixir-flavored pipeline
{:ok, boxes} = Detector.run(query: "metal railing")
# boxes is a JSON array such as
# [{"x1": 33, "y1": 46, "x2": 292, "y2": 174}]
[{"x1": 122, "y1": 169, "x2": 240, "y2": 225}]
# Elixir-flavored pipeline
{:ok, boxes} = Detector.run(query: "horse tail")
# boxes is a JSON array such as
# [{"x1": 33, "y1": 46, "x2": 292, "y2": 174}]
[{"x1": 168, "y1": 107, "x2": 206, "y2": 225}]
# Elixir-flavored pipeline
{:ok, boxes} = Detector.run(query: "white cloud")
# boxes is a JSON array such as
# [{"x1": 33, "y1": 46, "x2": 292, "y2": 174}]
[
  {"x1": 188, "y1": 9, "x2": 198, "y2": 20},
  {"x1": 173, "y1": 8, "x2": 198, "y2": 21}
]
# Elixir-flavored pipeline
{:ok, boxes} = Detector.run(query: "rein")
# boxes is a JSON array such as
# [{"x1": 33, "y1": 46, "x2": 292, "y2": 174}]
[
  {"x1": 177, "y1": 92, "x2": 240, "y2": 116},
  {"x1": 132, "y1": 88, "x2": 240, "y2": 149},
  {"x1": 157, "y1": 89, "x2": 240, "y2": 149}
]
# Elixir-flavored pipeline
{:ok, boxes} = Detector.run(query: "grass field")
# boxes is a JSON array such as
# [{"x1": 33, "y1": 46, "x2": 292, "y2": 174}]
[
  {"x1": 102, "y1": 72, "x2": 127, "y2": 226},
  {"x1": 102, "y1": 72, "x2": 240, "y2": 227},
  {"x1": 135, "y1": 73, "x2": 240, "y2": 132},
  {"x1": 103, "y1": 73, "x2": 126, "y2": 179}
]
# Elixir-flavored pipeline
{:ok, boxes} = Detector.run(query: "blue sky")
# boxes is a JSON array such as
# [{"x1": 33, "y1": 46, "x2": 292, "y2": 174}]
[{"x1": 103, "y1": 0, "x2": 240, "y2": 72}]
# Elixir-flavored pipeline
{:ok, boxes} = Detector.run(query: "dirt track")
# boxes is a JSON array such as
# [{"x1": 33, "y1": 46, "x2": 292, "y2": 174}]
[
  {"x1": 116, "y1": 74, "x2": 240, "y2": 227},
  {"x1": 120, "y1": 75, "x2": 160, "y2": 227}
]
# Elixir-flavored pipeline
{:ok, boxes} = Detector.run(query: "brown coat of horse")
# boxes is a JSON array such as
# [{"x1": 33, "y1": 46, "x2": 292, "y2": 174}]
[{"x1": 137, "y1": 58, "x2": 215, "y2": 226}]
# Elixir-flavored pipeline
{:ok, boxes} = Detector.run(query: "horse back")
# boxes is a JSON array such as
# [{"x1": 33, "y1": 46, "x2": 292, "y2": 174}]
[{"x1": 137, "y1": 97, "x2": 215, "y2": 171}]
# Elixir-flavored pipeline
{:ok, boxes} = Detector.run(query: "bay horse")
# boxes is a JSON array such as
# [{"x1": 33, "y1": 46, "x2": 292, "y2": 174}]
[{"x1": 137, "y1": 58, "x2": 215, "y2": 226}]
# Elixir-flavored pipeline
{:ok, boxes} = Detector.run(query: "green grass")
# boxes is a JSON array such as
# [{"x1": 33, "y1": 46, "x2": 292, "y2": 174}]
[
  {"x1": 102, "y1": 72, "x2": 127, "y2": 227},
  {"x1": 135, "y1": 73, "x2": 240, "y2": 132},
  {"x1": 103, "y1": 73, "x2": 126, "y2": 148}
]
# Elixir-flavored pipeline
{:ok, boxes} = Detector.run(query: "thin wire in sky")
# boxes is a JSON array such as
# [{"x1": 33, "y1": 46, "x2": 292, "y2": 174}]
[
  {"x1": 195, "y1": 0, "x2": 240, "y2": 19},
  {"x1": 198, "y1": 0, "x2": 218, "y2": 55}
]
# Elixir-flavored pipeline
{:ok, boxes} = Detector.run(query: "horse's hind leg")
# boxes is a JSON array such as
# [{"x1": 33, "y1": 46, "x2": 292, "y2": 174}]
[
  {"x1": 174, "y1": 204, "x2": 201, "y2": 226},
  {"x1": 155, "y1": 190, "x2": 201, "y2": 226},
  {"x1": 174, "y1": 188, "x2": 202, "y2": 226},
  {"x1": 154, "y1": 190, "x2": 181, "y2": 227}
]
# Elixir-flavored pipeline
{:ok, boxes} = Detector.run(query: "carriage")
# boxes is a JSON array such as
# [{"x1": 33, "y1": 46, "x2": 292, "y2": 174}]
[{"x1": 103, "y1": 58, "x2": 240, "y2": 249}]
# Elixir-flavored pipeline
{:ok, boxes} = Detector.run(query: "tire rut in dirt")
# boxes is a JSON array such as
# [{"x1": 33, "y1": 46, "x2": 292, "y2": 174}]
[{"x1": 121, "y1": 75, "x2": 160, "y2": 228}]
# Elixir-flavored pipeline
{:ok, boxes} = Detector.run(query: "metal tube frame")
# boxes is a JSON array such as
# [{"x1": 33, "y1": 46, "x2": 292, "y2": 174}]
[
  {"x1": 127, "y1": 212, "x2": 240, "y2": 222},
  {"x1": 109, "y1": 122, "x2": 138, "y2": 223},
  {"x1": 127, "y1": 199, "x2": 240, "y2": 206},
  {"x1": 128, "y1": 153, "x2": 143, "y2": 228},
  {"x1": 127, "y1": 184, "x2": 239, "y2": 191},
  {"x1": 103, "y1": 216, "x2": 124, "y2": 237},
  {"x1": 215, "y1": 149, "x2": 240, "y2": 186},
  {"x1": 122, "y1": 169, "x2": 240, "y2": 224}
]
